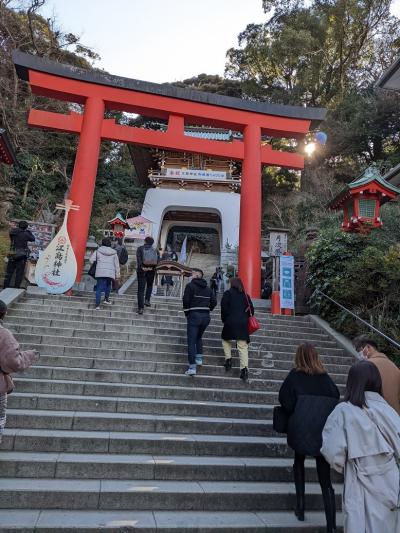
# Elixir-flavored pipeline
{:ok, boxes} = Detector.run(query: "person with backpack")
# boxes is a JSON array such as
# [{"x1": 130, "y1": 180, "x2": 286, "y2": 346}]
[
  {"x1": 322, "y1": 360, "x2": 400, "y2": 533},
  {"x1": 183, "y1": 268, "x2": 217, "y2": 375},
  {"x1": 89, "y1": 237, "x2": 120, "y2": 310},
  {"x1": 111, "y1": 238, "x2": 129, "y2": 291},
  {"x1": 136, "y1": 236, "x2": 159, "y2": 315},
  {"x1": 3, "y1": 221, "x2": 35, "y2": 289}
]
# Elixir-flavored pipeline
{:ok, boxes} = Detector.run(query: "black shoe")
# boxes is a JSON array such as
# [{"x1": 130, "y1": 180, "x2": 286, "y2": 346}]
[
  {"x1": 137, "y1": 308, "x2": 144, "y2": 315},
  {"x1": 144, "y1": 300, "x2": 151, "y2": 307},
  {"x1": 224, "y1": 358, "x2": 233, "y2": 371},
  {"x1": 239, "y1": 367, "x2": 248, "y2": 381},
  {"x1": 322, "y1": 487, "x2": 336, "y2": 533},
  {"x1": 293, "y1": 463, "x2": 305, "y2": 522}
]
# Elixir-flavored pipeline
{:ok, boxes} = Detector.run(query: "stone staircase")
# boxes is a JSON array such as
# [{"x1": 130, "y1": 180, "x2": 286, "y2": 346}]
[{"x1": 0, "y1": 291, "x2": 349, "y2": 531}]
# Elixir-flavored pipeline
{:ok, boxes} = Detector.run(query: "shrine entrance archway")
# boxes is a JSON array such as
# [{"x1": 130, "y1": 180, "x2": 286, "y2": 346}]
[{"x1": 13, "y1": 51, "x2": 325, "y2": 297}]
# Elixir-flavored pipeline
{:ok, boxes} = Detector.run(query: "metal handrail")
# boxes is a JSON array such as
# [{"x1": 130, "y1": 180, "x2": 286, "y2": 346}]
[{"x1": 314, "y1": 289, "x2": 400, "y2": 350}]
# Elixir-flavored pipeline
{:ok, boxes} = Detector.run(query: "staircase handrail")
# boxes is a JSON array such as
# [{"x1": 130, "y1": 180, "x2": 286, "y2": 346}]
[{"x1": 313, "y1": 289, "x2": 400, "y2": 350}]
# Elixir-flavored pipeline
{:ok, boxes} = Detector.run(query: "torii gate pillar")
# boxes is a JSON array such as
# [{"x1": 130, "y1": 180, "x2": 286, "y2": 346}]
[
  {"x1": 238, "y1": 124, "x2": 262, "y2": 297},
  {"x1": 67, "y1": 97, "x2": 104, "y2": 279}
]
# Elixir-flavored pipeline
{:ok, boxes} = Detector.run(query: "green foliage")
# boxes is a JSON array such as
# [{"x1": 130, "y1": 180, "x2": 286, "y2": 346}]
[{"x1": 307, "y1": 212, "x2": 400, "y2": 360}]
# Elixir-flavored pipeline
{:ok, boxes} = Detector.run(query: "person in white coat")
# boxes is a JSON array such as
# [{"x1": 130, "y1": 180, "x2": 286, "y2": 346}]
[
  {"x1": 90, "y1": 237, "x2": 120, "y2": 310},
  {"x1": 321, "y1": 360, "x2": 400, "y2": 533}
]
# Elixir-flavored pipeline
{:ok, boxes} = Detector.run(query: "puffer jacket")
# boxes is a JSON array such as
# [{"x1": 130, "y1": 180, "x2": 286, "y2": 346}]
[
  {"x1": 0, "y1": 322, "x2": 38, "y2": 393},
  {"x1": 90, "y1": 246, "x2": 120, "y2": 280},
  {"x1": 182, "y1": 278, "x2": 217, "y2": 316}
]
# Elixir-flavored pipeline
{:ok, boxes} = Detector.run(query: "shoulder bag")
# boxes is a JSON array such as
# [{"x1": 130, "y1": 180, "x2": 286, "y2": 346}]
[
  {"x1": 88, "y1": 252, "x2": 97, "y2": 279},
  {"x1": 244, "y1": 292, "x2": 261, "y2": 335}
]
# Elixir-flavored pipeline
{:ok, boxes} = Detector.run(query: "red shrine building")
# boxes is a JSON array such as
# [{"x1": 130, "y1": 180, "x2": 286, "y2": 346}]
[{"x1": 13, "y1": 51, "x2": 325, "y2": 297}]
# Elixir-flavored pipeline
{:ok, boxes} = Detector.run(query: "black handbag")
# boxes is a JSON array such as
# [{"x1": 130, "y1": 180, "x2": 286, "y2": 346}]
[
  {"x1": 88, "y1": 252, "x2": 97, "y2": 279},
  {"x1": 273, "y1": 406, "x2": 289, "y2": 434}
]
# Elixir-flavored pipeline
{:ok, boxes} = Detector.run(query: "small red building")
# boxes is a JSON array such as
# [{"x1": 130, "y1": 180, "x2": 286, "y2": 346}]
[
  {"x1": 329, "y1": 166, "x2": 400, "y2": 232},
  {"x1": 108, "y1": 213, "x2": 129, "y2": 238},
  {"x1": 0, "y1": 128, "x2": 17, "y2": 165}
]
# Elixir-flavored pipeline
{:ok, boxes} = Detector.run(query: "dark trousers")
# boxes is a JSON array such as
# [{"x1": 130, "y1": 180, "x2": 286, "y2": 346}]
[
  {"x1": 186, "y1": 311, "x2": 210, "y2": 365},
  {"x1": 95, "y1": 277, "x2": 112, "y2": 306},
  {"x1": 137, "y1": 269, "x2": 155, "y2": 309},
  {"x1": 294, "y1": 452, "x2": 332, "y2": 490},
  {"x1": 3, "y1": 257, "x2": 26, "y2": 289}
]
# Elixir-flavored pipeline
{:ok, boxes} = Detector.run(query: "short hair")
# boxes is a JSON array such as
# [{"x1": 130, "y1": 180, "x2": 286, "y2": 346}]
[
  {"x1": 295, "y1": 342, "x2": 326, "y2": 375},
  {"x1": 354, "y1": 336, "x2": 378, "y2": 351},
  {"x1": 192, "y1": 268, "x2": 203, "y2": 278},
  {"x1": 102, "y1": 237, "x2": 112, "y2": 247},
  {"x1": 229, "y1": 277, "x2": 244, "y2": 292},
  {"x1": 0, "y1": 300, "x2": 7, "y2": 320},
  {"x1": 18, "y1": 220, "x2": 28, "y2": 230},
  {"x1": 145, "y1": 236, "x2": 154, "y2": 245},
  {"x1": 344, "y1": 360, "x2": 382, "y2": 408}
]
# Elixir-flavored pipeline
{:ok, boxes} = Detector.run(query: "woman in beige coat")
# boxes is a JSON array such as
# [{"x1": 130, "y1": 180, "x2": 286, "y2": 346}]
[
  {"x1": 321, "y1": 360, "x2": 400, "y2": 533},
  {"x1": 0, "y1": 300, "x2": 38, "y2": 442}
]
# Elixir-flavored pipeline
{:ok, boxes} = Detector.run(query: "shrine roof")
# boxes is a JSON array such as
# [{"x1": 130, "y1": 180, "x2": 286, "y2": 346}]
[
  {"x1": 376, "y1": 56, "x2": 400, "y2": 91},
  {"x1": 329, "y1": 166, "x2": 400, "y2": 209},
  {"x1": 108, "y1": 212, "x2": 128, "y2": 226},
  {"x1": 383, "y1": 162, "x2": 400, "y2": 187},
  {"x1": 0, "y1": 128, "x2": 16, "y2": 165},
  {"x1": 13, "y1": 51, "x2": 326, "y2": 125}
]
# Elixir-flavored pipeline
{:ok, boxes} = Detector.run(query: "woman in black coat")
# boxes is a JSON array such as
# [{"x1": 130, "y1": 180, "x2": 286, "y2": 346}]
[
  {"x1": 220, "y1": 277, "x2": 254, "y2": 381},
  {"x1": 278, "y1": 342, "x2": 340, "y2": 533}
]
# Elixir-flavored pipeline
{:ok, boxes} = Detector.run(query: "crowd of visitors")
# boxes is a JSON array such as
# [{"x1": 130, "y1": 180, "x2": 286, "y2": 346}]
[
  {"x1": 277, "y1": 340, "x2": 400, "y2": 533},
  {"x1": 2, "y1": 229, "x2": 400, "y2": 532}
]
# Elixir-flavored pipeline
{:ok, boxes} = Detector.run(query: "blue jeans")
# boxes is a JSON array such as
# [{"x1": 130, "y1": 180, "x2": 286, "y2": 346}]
[
  {"x1": 186, "y1": 311, "x2": 210, "y2": 365},
  {"x1": 95, "y1": 277, "x2": 112, "y2": 306}
]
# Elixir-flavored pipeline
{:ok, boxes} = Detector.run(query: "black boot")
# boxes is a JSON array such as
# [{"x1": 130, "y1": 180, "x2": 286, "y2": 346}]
[
  {"x1": 239, "y1": 367, "x2": 248, "y2": 381},
  {"x1": 293, "y1": 462, "x2": 305, "y2": 521},
  {"x1": 321, "y1": 487, "x2": 336, "y2": 533},
  {"x1": 224, "y1": 358, "x2": 232, "y2": 371}
]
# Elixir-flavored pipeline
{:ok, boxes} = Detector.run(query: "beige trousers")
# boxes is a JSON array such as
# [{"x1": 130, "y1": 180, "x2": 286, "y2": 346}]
[{"x1": 222, "y1": 339, "x2": 249, "y2": 370}]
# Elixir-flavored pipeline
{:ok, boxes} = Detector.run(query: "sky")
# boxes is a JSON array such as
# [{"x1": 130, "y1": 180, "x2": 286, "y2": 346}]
[{"x1": 40, "y1": 0, "x2": 400, "y2": 84}]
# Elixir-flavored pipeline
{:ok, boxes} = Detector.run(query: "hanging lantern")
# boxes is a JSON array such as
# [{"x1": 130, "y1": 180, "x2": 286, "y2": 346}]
[
  {"x1": 329, "y1": 166, "x2": 400, "y2": 233},
  {"x1": 108, "y1": 213, "x2": 129, "y2": 238}
]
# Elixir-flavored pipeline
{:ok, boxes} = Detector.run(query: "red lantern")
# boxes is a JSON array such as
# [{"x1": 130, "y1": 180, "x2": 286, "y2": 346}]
[
  {"x1": 329, "y1": 166, "x2": 400, "y2": 233},
  {"x1": 108, "y1": 213, "x2": 129, "y2": 238}
]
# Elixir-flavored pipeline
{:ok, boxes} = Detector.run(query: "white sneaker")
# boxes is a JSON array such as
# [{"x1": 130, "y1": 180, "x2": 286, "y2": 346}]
[
  {"x1": 195, "y1": 355, "x2": 203, "y2": 366},
  {"x1": 185, "y1": 365, "x2": 197, "y2": 376},
  {"x1": 95, "y1": 306, "x2": 101, "y2": 310},
  {"x1": 103, "y1": 299, "x2": 112, "y2": 305}
]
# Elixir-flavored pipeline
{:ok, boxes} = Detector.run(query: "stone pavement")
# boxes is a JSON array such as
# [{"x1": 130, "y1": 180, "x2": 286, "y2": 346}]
[{"x1": 0, "y1": 292, "x2": 348, "y2": 531}]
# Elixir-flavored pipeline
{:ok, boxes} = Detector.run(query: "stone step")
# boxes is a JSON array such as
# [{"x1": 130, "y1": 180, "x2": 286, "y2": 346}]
[
  {"x1": 5, "y1": 409, "x2": 273, "y2": 437},
  {"x1": 13, "y1": 377, "x2": 281, "y2": 404},
  {"x1": 15, "y1": 299, "x2": 312, "y2": 325},
  {"x1": 0, "y1": 478, "x2": 342, "y2": 511},
  {"x1": 1, "y1": 428, "x2": 289, "y2": 457},
  {"x1": 0, "y1": 451, "x2": 342, "y2": 483},
  {"x1": 31, "y1": 355, "x2": 348, "y2": 381},
  {"x1": 15, "y1": 333, "x2": 344, "y2": 358},
  {"x1": 8, "y1": 392, "x2": 273, "y2": 420},
  {"x1": 7, "y1": 323, "x2": 339, "y2": 350},
  {"x1": 8, "y1": 306, "x2": 322, "y2": 335},
  {"x1": 19, "y1": 342, "x2": 354, "y2": 368},
  {"x1": 0, "y1": 509, "x2": 344, "y2": 532},
  {"x1": 5, "y1": 314, "x2": 330, "y2": 340},
  {"x1": 18, "y1": 365, "x2": 347, "y2": 393}
]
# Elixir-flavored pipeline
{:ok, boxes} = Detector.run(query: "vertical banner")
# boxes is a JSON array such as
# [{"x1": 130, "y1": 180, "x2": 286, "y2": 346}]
[
  {"x1": 280, "y1": 255, "x2": 295, "y2": 310},
  {"x1": 35, "y1": 200, "x2": 79, "y2": 294}
]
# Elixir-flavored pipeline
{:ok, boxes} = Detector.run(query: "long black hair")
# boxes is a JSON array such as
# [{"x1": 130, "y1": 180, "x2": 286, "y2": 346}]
[{"x1": 344, "y1": 360, "x2": 382, "y2": 408}]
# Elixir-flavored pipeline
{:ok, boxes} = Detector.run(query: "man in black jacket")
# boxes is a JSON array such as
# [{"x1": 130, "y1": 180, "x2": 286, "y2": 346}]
[
  {"x1": 182, "y1": 268, "x2": 217, "y2": 375},
  {"x1": 136, "y1": 236, "x2": 159, "y2": 315},
  {"x1": 3, "y1": 221, "x2": 35, "y2": 289}
]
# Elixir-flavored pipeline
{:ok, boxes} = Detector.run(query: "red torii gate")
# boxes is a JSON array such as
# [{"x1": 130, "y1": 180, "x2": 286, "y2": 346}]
[{"x1": 13, "y1": 51, "x2": 325, "y2": 297}]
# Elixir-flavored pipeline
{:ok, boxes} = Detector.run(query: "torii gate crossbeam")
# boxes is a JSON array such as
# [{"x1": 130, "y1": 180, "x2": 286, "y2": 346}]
[{"x1": 13, "y1": 51, "x2": 326, "y2": 297}]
